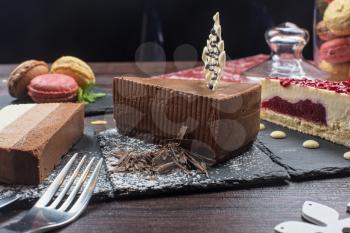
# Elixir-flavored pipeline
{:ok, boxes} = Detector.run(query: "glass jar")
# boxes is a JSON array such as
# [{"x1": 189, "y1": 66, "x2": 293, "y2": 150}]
[
  {"x1": 243, "y1": 22, "x2": 329, "y2": 81},
  {"x1": 313, "y1": 0, "x2": 350, "y2": 80}
]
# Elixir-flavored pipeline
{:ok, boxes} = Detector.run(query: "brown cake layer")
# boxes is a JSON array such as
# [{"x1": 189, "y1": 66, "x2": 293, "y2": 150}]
[
  {"x1": 0, "y1": 103, "x2": 84, "y2": 185},
  {"x1": 113, "y1": 77, "x2": 261, "y2": 163}
]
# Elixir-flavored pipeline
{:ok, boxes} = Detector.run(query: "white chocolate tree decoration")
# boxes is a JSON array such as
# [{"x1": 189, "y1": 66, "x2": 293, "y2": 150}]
[
  {"x1": 275, "y1": 201, "x2": 350, "y2": 233},
  {"x1": 202, "y1": 12, "x2": 226, "y2": 90}
]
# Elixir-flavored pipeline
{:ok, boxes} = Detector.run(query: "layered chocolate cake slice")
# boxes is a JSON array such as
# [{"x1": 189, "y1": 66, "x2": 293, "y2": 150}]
[
  {"x1": 0, "y1": 103, "x2": 84, "y2": 184},
  {"x1": 113, "y1": 77, "x2": 261, "y2": 163},
  {"x1": 261, "y1": 78, "x2": 350, "y2": 146}
]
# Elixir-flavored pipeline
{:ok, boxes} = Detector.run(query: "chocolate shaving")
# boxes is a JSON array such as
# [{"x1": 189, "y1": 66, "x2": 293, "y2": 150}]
[
  {"x1": 111, "y1": 126, "x2": 212, "y2": 176},
  {"x1": 111, "y1": 128, "x2": 211, "y2": 176},
  {"x1": 155, "y1": 161, "x2": 178, "y2": 173}
]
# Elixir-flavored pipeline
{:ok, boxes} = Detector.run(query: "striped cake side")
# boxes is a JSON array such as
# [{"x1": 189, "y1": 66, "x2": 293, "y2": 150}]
[{"x1": 0, "y1": 103, "x2": 84, "y2": 184}]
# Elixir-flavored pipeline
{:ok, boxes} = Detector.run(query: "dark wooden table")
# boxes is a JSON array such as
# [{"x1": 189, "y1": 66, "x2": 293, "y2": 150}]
[{"x1": 1, "y1": 62, "x2": 350, "y2": 233}]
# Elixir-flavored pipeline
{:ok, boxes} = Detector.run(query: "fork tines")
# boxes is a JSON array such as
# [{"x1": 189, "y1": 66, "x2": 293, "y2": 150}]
[{"x1": 36, "y1": 153, "x2": 103, "y2": 211}]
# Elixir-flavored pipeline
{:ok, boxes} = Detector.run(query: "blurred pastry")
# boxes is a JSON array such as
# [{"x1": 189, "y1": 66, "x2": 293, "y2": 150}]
[
  {"x1": 51, "y1": 56, "x2": 95, "y2": 87},
  {"x1": 324, "y1": 0, "x2": 350, "y2": 36},
  {"x1": 319, "y1": 60, "x2": 350, "y2": 80},
  {"x1": 8, "y1": 60, "x2": 49, "y2": 98},
  {"x1": 319, "y1": 37, "x2": 350, "y2": 64},
  {"x1": 316, "y1": 21, "x2": 337, "y2": 41},
  {"x1": 28, "y1": 73, "x2": 79, "y2": 103}
]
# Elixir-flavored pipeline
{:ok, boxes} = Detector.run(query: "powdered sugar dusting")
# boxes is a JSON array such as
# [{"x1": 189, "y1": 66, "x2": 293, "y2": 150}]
[{"x1": 97, "y1": 129, "x2": 289, "y2": 196}]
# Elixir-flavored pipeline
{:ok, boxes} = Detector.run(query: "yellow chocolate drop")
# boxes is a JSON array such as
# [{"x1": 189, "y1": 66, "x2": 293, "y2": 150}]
[
  {"x1": 91, "y1": 120, "x2": 107, "y2": 125},
  {"x1": 344, "y1": 151, "x2": 350, "y2": 160},
  {"x1": 260, "y1": 123, "x2": 265, "y2": 130},
  {"x1": 302, "y1": 140, "x2": 320, "y2": 149},
  {"x1": 270, "y1": 131, "x2": 286, "y2": 139}
]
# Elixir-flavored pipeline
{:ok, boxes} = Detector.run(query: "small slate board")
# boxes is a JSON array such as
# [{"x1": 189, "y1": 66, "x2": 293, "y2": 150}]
[
  {"x1": 97, "y1": 129, "x2": 289, "y2": 197},
  {"x1": 0, "y1": 87, "x2": 113, "y2": 116},
  {"x1": 258, "y1": 121, "x2": 350, "y2": 180}
]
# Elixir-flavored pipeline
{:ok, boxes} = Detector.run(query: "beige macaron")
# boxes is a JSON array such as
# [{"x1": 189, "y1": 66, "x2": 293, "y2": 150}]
[
  {"x1": 8, "y1": 60, "x2": 49, "y2": 98},
  {"x1": 324, "y1": 0, "x2": 350, "y2": 36},
  {"x1": 319, "y1": 60, "x2": 350, "y2": 81},
  {"x1": 51, "y1": 56, "x2": 95, "y2": 87}
]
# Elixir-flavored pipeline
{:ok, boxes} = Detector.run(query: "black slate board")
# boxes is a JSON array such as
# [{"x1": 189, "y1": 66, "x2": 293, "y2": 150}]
[
  {"x1": 258, "y1": 121, "x2": 350, "y2": 180},
  {"x1": 0, "y1": 127, "x2": 289, "y2": 208},
  {"x1": 0, "y1": 87, "x2": 113, "y2": 116},
  {"x1": 97, "y1": 129, "x2": 290, "y2": 197}
]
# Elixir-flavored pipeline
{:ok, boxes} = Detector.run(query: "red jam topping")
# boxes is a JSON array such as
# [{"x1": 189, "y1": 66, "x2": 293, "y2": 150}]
[
  {"x1": 262, "y1": 96, "x2": 327, "y2": 125},
  {"x1": 270, "y1": 77, "x2": 350, "y2": 94}
]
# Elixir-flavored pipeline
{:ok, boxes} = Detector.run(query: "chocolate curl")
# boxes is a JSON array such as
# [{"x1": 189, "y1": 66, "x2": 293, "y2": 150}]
[{"x1": 111, "y1": 126, "x2": 212, "y2": 176}]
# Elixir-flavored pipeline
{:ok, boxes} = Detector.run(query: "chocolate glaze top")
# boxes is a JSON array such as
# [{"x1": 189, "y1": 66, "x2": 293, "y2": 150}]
[
  {"x1": 270, "y1": 77, "x2": 350, "y2": 94},
  {"x1": 119, "y1": 77, "x2": 260, "y2": 100}
]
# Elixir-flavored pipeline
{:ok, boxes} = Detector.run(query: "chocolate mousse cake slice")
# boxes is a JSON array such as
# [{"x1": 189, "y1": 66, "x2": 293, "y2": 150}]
[
  {"x1": 0, "y1": 103, "x2": 84, "y2": 185},
  {"x1": 261, "y1": 78, "x2": 350, "y2": 147},
  {"x1": 113, "y1": 76, "x2": 261, "y2": 163}
]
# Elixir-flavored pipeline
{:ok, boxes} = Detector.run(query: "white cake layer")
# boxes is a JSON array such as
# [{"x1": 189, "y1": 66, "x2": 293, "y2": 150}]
[
  {"x1": 261, "y1": 79, "x2": 350, "y2": 130},
  {"x1": 262, "y1": 109, "x2": 350, "y2": 147},
  {"x1": 0, "y1": 104, "x2": 36, "y2": 132},
  {"x1": 0, "y1": 104, "x2": 60, "y2": 148}
]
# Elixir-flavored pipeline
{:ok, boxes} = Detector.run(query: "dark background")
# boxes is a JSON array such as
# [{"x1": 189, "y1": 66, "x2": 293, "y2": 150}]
[{"x1": 0, "y1": 0, "x2": 314, "y2": 63}]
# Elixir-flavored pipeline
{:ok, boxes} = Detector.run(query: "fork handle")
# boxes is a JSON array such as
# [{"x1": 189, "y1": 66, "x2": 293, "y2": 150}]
[
  {"x1": 0, "y1": 229, "x2": 21, "y2": 233},
  {"x1": 0, "y1": 223, "x2": 49, "y2": 233},
  {"x1": 0, "y1": 215, "x2": 49, "y2": 233},
  {"x1": 0, "y1": 220, "x2": 40, "y2": 233}
]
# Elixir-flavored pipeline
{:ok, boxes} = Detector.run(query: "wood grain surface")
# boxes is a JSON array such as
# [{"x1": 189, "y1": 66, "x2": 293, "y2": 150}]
[{"x1": 0, "y1": 62, "x2": 349, "y2": 233}]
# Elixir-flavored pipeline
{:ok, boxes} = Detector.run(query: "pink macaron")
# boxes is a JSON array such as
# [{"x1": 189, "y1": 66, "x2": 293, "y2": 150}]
[
  {"x1": 319, "y1": 37, "x2": 350, "y2": 64},
  {"x1": 28, "y1": 73, "x2": 79, "y2": 103}
]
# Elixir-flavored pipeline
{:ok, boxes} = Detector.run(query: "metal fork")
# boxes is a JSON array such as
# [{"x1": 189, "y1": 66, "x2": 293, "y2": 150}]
[{"x1": 0, "y1": 153, "x2": 103, "y2": 233}]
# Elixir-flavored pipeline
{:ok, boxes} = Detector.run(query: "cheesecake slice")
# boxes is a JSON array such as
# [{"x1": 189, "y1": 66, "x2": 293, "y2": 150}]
[
  {"x1": 261, "y1": 78, "x2": 350, "y2": 147},
  {"x1": 113, "y1": 76, "x2": 261, "y2": 163},
  {"x1": 0, "y1": 103, "x2": 84, "y2": 184}
]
